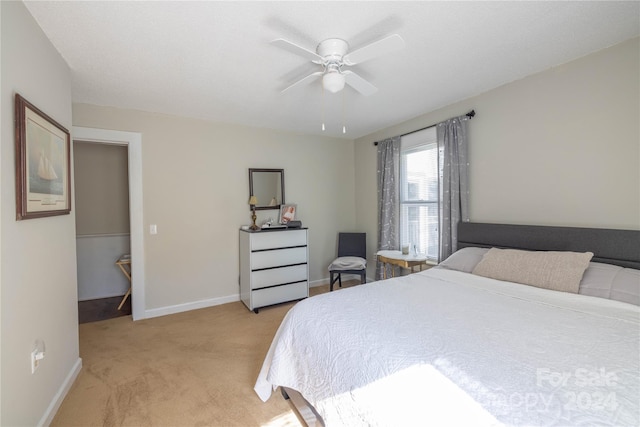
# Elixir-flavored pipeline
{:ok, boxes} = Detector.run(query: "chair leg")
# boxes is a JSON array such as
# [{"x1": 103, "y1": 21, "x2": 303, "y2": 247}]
[
  {"x1": 330, "y1": 272, "x2": 335, "y2": 291},
  {"x1": 361, "y1": 272, "x2": 366, "y2": 284},
  {"x1": 338, "y1": 273, "x2": 342, "y2": 288}
]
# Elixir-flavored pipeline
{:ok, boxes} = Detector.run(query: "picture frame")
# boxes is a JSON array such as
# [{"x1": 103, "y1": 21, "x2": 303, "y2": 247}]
[
  {"x1": 279, "y1": 203, "x2": 297, "y2": 224},
  {"x1": 15, "y1": 94, "x2": 71, "y2": 220}
]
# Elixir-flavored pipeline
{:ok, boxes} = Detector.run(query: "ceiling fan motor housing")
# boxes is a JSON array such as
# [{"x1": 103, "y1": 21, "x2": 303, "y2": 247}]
[{"x1": 316, "y1": 38, "x2": 349, "y2": 62}]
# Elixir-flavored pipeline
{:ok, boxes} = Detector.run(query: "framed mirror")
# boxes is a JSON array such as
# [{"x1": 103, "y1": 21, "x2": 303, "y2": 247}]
[{"x1": 249, "y1": 168, "x2": 285, "y2": 210}]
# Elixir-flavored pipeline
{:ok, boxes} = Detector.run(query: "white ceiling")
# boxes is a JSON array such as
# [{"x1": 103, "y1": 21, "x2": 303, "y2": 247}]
[{"x1": 24, "y1": 1, "x2": 640, "y2": 139}]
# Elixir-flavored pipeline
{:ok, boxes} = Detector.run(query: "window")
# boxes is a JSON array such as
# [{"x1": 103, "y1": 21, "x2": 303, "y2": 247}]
[{"x1": 400, "y1": 127, "x2": 439, "y2": 260}]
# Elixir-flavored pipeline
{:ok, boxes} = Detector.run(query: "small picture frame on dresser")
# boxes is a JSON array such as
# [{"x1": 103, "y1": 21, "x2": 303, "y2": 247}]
[{"x1": 279, "y1": 204, "x2": 296, "y2": 224}]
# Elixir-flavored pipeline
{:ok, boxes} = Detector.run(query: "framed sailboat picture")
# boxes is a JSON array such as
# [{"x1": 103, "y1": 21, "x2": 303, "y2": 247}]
[{"x1": 15, "y1": 94, "x2": 71, "y2": 220}]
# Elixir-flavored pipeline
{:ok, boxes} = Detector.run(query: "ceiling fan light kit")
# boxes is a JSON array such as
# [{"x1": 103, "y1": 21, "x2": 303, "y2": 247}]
[{"x1": 322, "y1": 71, "x2": 345, "y2": 93}]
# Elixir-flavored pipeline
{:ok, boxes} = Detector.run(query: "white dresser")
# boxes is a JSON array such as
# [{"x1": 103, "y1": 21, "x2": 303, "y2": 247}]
[{"x1": 239, "y1": 228, "x2": 309, "y2": 313}]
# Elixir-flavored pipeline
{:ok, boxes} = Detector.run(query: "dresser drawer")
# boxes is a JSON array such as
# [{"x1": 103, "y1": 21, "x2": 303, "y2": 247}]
[
  {"x1": 251, "y1": 264, "x2": 307, "y2": 289},
  {"x1": 252, "y1": 281, "x2": 308, "y2": 308},
  {"x1": 252, "y1": 247, "x2": 307, "y2": 269},
  {"x1": 251, "y1": 229, "x2": 307, "y2": 251}
]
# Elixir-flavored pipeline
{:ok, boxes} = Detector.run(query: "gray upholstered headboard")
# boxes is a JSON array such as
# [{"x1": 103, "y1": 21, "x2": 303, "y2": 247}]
[{"x1": 458, "y1": 222, "x2": 640, "y2": 270}]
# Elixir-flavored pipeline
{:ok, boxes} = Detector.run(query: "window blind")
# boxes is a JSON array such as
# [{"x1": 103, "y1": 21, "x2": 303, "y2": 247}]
[{"x1": 400, "y1": 127, "x2": 439, "y2": 260}]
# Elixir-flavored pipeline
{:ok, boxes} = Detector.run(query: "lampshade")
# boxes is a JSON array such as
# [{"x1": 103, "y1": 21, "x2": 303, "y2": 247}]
[
  {"x1": 248, "y1": 196, "x2": 258, "y2": 205},
  {"x1": 323, "y1": 72, "x2": 345, "y2": 93}
]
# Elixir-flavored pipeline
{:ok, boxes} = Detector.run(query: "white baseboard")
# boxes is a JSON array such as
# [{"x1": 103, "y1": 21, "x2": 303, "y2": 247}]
[
  {"x1": 309, "y1": 278, "x2": 328, "y2": 287},
  {"x1": 39, "y1": 357, "x2": 82, "y2": 427},
  {"x1": 144, "y1": 293, "x2": 240, "y2": 319},
  {"x1": 144, "y1": 276, "x2": 378, "y2": 319}
]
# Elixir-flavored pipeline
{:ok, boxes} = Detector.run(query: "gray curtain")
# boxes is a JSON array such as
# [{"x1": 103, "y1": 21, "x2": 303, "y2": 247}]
[
  {"x1": 437, "y1": 116, "x2": 470, "y2": 261},
  {"x1": 376, "y1": 136, "x2": 400, "y2": 279}
]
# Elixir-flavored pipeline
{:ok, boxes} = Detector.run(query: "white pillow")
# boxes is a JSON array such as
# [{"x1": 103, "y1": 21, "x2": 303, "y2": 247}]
[{"x1": 328, "y1": 256, "x2": 366, "y2": 271}]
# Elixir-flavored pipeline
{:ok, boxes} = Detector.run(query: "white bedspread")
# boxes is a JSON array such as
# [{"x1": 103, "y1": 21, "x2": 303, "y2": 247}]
[{"x1": 255, "y1": 269, "x2": 640, "y2": 426}]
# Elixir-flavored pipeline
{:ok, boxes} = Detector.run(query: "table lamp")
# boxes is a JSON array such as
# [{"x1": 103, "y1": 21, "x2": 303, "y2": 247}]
[{"x1": 248, "y1": 196, "x2": 259, "y2": 230}]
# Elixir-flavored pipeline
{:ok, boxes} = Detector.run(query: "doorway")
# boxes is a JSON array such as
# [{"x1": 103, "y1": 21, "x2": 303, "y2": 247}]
[
  {"x1": 72, "y1": 127, "x2": 145, "y2": 321},
  {"x1": 75, "y1": 141, "x2": 131, "y2": 322}
]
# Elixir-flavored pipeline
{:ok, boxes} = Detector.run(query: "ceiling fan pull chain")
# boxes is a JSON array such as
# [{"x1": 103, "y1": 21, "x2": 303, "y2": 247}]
[
  {"x1": 321, "y1": 85, "x2": 326, "y2": 131},
  {"x1": 342, "y1": 91, "x2": 346, "y2": 134}
]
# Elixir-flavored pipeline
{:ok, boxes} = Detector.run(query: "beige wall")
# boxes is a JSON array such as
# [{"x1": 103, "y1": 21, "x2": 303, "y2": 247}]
[
  {"x1": 73, "y1": 142, "x2": 130, "y2": 235},
  {"x1": 72, "y1": 105, "x2": 357, "y2": 310},
  {"x1": 1, "y1": 1, "x2": 79, "y2": 425},
  {"x1": 355, "y1": 37, "x2": 640, "y2": 278}
]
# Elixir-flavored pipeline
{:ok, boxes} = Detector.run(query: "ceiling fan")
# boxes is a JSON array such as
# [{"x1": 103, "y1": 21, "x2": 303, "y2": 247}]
[{"x1": 272, "y1": 34, "x2": 405, "y2": 96}]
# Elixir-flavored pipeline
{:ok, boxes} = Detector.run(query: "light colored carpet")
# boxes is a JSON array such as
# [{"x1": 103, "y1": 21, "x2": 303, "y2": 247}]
[{"x1": 52, "y1": 282, "x2": 358, "y2": 426}]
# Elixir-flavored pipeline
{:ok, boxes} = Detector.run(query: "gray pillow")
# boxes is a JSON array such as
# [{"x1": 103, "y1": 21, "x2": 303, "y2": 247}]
[
  {"x1": 578, "y1": 262, "x2": 622, "y2": 299},
  {"x1": 611, "y1": 268, "x2": 640, "y2": 306},
  {"x1": 579, "y1": 262, "x2": 640, "y2": 306},
  {"x1": 438, "y1": 247, "x2": 489, "y2": 273},
  {"x1": 471, "y1": 248, "x2": 593, "y2": 294}
]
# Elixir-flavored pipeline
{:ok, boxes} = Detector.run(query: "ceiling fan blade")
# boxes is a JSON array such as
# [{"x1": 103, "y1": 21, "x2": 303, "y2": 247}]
[
  {"x1": 343, "y1": 34, "x2": 405, "y2": 66},
  {"x1": 281, "y1": 71, "x2": 323, "y2": 92},
  {"x1": 343, "y1": 71, "x2": 378, "y2": 96},
  {"x1": 271, "y1": 38, "x2": 323, "y2": 63}
]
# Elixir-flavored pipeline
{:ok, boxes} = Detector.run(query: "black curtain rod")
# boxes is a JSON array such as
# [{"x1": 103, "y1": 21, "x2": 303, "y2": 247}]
[{"x1": 374, "y1": 109, "x2": 475, "y2": 145}]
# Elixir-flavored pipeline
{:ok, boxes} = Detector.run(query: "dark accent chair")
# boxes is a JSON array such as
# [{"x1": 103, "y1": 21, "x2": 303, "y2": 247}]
[{"x1": 328, "y1": 233, "x2": 367, "y2": 291}]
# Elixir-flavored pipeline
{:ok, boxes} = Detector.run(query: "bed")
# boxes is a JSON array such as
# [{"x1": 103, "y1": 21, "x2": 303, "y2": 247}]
[{"x1": 255, "y1": 223, "x2": 640, "y2": 426}]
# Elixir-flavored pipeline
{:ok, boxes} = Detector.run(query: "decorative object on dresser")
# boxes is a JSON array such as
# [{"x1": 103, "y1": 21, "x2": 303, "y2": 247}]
[
  {"x1": 248, "y1": 195, "x2": 259, "y2": 230},
  {"x1": 279, "y1": 203, "x2": 297, "y2": 224},
  {"x1": 239, "y1": 228, "x2": 309, "y2": 313},
  {"x1": 260, "y1": 219, "x2": 286, "y2": 229}
]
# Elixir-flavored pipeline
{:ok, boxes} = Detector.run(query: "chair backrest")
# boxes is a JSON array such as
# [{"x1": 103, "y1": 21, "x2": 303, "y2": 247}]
[{"x1": 337, "y1": 233, "x2": 366, "y2": 259}]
